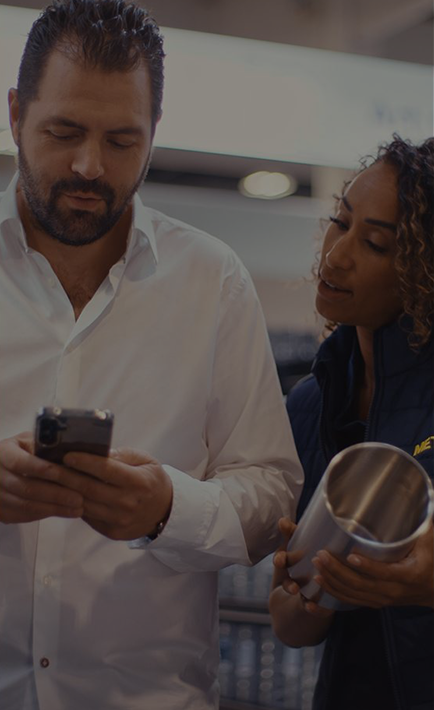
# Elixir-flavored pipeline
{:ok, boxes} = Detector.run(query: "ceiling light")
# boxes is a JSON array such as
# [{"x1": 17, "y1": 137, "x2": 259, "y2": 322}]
[{"x1": 239, "y1": 171, "x2": 298, "y2": 199}]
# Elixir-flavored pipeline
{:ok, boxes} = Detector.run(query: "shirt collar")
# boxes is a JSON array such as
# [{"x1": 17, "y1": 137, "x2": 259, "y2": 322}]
[
  {"x1": 0, "y1": 173, "x2": 28, "y2": 248},
  {"x1": 0, "y1": 173, "x2": 159, "y2": 265},
  {"x1": 129, "y1": 191, "x2": 159, "y2": 265}
]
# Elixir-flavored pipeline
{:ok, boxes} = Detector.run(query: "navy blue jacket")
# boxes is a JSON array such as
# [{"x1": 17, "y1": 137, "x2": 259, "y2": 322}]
[{"x1": 286, "y1": 322, "x2": 434, "y2": 710}]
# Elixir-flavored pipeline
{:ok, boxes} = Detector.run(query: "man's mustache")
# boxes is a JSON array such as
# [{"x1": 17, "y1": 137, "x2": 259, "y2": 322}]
[{"x1": 50, "y1": 179, "x2": 115, "y2": 203}]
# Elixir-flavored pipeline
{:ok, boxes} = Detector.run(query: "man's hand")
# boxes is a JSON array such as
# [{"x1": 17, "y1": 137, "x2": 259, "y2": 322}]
[
  {"x1": 312, "y1": 523, "x2": 434, "y2": 609},
  {"x1": 0, "y1": 433, "x2": 84, "y2": 523},
  {"x1": 61, "y1": 448, "x2": 173, "y2": 541}
]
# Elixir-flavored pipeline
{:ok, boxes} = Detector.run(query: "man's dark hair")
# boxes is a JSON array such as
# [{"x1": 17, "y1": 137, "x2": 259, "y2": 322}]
[{"x1": 17, "y1": 0, "x2": 165, "y2": 132}]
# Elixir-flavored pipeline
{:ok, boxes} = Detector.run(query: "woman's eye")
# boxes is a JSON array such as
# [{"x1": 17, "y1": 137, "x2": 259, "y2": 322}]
[
  {"x1": 365, "y1": 240, "x2": 388, "y2": 254},
  {"x1": 329, "y1": 216, "x2": 348, "y2": 231}
]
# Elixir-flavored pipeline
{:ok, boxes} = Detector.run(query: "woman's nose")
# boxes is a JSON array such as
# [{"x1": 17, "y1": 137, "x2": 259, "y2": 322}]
[{"x1": 324, "y1": 235, "x2": 353, "y2": 270}]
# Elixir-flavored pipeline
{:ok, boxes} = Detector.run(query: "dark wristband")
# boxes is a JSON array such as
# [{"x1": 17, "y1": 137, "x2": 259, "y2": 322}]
[{"x1": 145, "y1": 517, "x2": 168, "y2": 541}]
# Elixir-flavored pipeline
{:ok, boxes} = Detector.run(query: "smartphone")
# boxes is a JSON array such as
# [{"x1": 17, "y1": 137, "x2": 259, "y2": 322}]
[{"x1": 34, "y1": 407, "x2": 114, "y2": 464}]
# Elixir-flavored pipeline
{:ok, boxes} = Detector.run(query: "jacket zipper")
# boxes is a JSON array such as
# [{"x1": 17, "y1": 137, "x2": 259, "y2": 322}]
[
  {"x1": 317, "y1": 377, "x2": 334, "y2": 710},
  {"x1": 318, "y1": 334, "x2": 405, "y2": 710},
  {"x1": 365, "y1": 335, "x2": 404, "y2": 710}
]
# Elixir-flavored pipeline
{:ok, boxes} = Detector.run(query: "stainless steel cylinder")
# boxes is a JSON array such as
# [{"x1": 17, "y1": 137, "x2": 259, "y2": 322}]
[{"x1": 287, "y1": 442, "x2": 434, "y2": 609}]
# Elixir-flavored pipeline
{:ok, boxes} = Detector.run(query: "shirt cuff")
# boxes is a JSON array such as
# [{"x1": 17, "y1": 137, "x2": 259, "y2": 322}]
[
  {"x1": 127, "y1": 464, "x2": 250, "y2": 571},
  {"x1": 128, "y1": 465, "x2": 216, "y2": 550}
]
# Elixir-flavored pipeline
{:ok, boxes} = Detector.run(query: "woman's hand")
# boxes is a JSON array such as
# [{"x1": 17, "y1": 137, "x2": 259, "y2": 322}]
[
  {"x1": 312, "y1": 523, "x2": 434, "y2": 609},
  {"x1": 271, "y1": 517, "x2": 334, "y2": 618},
  {"x1": 271, "y1": 517, "x2": 299, "y2": 592},
  {"x1": 269, "y1": 518, "x2": 334, "y2": 647}
]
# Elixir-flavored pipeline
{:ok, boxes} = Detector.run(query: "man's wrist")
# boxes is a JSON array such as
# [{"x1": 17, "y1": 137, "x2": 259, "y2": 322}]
[
  {"x1": 146, "y1": 514, "x2": 169, "y2": 541},
  {"x1": 145, "y1": 466, "x2": 173, "y2": 541}
]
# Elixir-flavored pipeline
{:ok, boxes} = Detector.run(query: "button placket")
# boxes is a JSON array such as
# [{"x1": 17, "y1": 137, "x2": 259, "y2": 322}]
[
  {"x1": 32, "y1": 519, "x2": 67, "y2": 698},
  {"x1": 53, "y1": 344, "x2": 82, "y2": 408}
]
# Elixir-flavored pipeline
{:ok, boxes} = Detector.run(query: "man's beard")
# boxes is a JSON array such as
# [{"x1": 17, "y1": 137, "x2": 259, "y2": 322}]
[{"x1": 17, "y1": 148, "x2": 149, "y2": 246}]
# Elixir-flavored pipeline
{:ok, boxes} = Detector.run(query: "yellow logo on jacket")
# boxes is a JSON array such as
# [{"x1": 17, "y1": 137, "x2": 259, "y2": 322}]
[{"x1": 413, "y1": 436, "x2": 434, "y2": 457}]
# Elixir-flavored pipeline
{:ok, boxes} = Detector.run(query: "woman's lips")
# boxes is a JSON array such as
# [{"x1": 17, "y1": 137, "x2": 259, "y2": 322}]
[{"x1": 317, "y1": 277, "x2": 352, "y2": 301}]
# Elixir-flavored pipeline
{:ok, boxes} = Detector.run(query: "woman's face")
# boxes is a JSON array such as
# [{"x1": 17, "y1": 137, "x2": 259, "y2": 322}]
[{"x1": 316, "y1": 161, "x2": 403, "y2": 331}]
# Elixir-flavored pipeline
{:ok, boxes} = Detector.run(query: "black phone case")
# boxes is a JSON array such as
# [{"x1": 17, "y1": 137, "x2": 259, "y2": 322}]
[{"x1": 34, "y1": 407, "x2": 114, "y2": 464}]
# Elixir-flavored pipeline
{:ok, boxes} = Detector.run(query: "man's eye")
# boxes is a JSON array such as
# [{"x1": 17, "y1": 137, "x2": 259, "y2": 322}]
[
  {"x1": 50, "y1": 132, "x2": 77, "y2": 141},
  {"x1": 329, "y1": 216, "x2": 348, "y2": 231},
  {"x1": 109, "y1": 140, "x2": 134, "y2": 149}
]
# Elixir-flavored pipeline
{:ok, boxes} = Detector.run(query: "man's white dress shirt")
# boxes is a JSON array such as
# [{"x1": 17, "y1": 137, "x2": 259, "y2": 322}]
[{"x1": 0, "y1": 175, "x2": 303, "y2": 710}]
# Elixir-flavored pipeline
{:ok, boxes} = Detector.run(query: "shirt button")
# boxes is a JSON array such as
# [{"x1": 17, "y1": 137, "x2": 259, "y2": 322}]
[
  {"x1": 40, "y1": 657, "x2": 50, "y2": 668},
  {"x1": 48, "y1": 278, "x2": 57, "y2": 288},
  {"x1": 43, "y1": 575, "x2": 52, "y2": 587}
]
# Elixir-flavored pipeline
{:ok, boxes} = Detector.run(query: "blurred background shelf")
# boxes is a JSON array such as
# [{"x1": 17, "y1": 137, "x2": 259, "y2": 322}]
[
  {"x1": 220, "y1": 700, "x2": 276, "y2": 710},
  {"x1": 218, "y1": 558, "x2": 324, "y2": 710}
]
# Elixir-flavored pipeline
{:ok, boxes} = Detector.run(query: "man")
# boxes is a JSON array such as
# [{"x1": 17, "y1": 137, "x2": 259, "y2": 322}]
[{"x1": 0, "y1": 1, "x2": 303, "y2": 708}]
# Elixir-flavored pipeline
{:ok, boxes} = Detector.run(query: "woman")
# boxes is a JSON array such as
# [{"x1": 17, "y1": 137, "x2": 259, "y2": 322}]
[{"x1": 269, "y1": 136, "x2": 434, "y2": 710}]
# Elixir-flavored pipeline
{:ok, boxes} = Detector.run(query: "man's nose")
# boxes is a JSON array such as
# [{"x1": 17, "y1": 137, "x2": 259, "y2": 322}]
[{"x1": 71, "y1": 142, "x2": 104, "y2": 181}]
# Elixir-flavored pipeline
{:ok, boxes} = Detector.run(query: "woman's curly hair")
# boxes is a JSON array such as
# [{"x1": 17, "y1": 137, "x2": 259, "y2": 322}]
[
  {"x1": 380, "y1": 135, "x2": 434, "y2": 346},
  {"x1": 322, "y1": 135, "x2": 434, "y2": 347}
]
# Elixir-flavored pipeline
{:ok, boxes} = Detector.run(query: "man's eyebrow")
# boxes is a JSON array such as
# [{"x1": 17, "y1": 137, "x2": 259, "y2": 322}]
[
  {"x1": 341, "y1": 195, "x2": 396, "y2": 233},
  {"x1": 42, "y1": 117, "x2": 86, "y2": 130},
  {"x1": 42, "y1": 117, "x2": 144, "y2": 136},
  {"x1": 106, "y1": 126, "x2": 144, "y2": 137}
]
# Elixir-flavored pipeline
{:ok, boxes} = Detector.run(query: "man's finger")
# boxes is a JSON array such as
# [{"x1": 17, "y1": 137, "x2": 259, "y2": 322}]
[
  {"x1": 82, "y1": 499, "x2": 127, "y2": 524},
  {"x1": 0, "y1": 489, "x2": 83, "y2": 523},
  {"x1": 109, "y1": 447, "x2": 157, "y2": 466},
  {"x1": 2, "y1": 466, "x2": 84, "y2": 508},
  {"x1": 15, "y1": 432, "x2": 34, "y2": 454},
  {"x1": 2, "y1": 441, "x2": 52, "y2": 479},
  {"x1": 63, "y1": 450, "x2": 149, "y2": 485}
]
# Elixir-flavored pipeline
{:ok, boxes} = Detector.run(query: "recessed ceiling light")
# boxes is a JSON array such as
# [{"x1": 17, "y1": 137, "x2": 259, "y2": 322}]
[{"x1": 239, "y1": 171, "x2": 298, "y2": 199}]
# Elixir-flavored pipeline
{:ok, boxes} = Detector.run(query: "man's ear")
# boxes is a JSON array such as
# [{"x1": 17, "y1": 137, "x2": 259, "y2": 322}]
[
  {"x1": 8, "y1": 88, "x2": 20, "y2": 146},
  {"x1": 150, "y1": 110, "x2": 163, "y2": 142}
]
